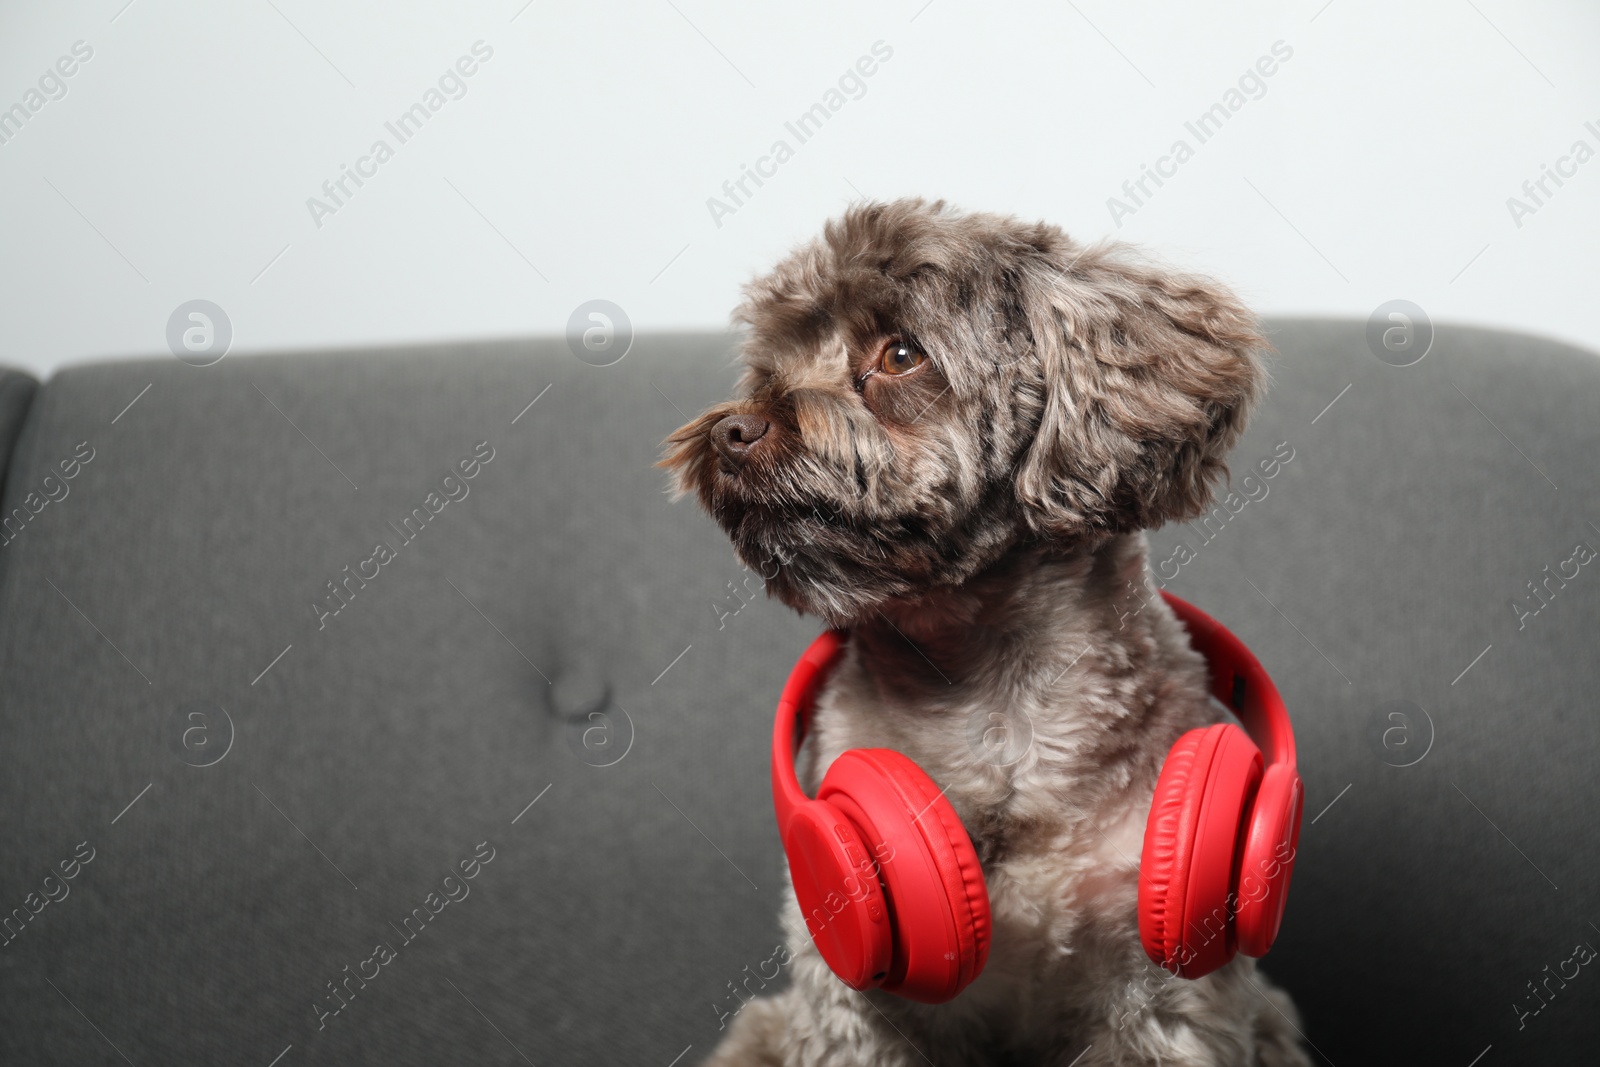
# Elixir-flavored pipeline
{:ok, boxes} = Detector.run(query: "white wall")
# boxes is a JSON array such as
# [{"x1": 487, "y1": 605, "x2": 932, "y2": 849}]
[{"x1": 0, "y1": 0, "x2": 1596, "y2": 378}]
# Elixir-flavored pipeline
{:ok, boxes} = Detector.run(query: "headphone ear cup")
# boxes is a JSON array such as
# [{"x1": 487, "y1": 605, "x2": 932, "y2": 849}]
[
  {"x1": 1139, "y1": 723, "x2": 1264, "y2": 978},
  {"x1": 819, "y1": 749, "x2": 991, "y2": 1003},
  {"x1": 781, "y1": 800, "x2": 893, "y2": 990},
  {"x1": 1234, "y1": 763, "x2": 1303, "y2": 957}
]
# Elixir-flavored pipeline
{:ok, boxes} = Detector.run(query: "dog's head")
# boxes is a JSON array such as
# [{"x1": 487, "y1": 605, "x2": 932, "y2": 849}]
[{"x1": 661, "y1": 199, "x2": 1267, "y2": 624}]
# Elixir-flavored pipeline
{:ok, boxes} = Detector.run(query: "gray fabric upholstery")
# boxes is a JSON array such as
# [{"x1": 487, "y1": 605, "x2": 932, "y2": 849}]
[{"x1": 0, "y1": 321, "x2": 1595, "y2": 1065}]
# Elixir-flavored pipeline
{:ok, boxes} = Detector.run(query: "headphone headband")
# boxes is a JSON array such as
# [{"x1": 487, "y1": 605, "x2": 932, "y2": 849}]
[
  {"x1": 771, "y1": 592, "x2": 1294, "y2": 807},
  {"x1": 771, "y1": 628, "x2": 848, "y2": 831},
  {"x1": 1157, "y1": 591, "x2": 1295, "y2": 768}
]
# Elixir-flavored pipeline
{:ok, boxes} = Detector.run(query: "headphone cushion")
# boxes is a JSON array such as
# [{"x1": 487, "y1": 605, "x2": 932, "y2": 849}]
[
  {"x1": 819, "y1": 749, "x2": 990, "y2": 1002},
  {"x1": 868, "y1": 750, "x2": 992, "y2": 981},
  {"x1": 1140, "y1": 727, "x2": 1213, "y2": 971}
]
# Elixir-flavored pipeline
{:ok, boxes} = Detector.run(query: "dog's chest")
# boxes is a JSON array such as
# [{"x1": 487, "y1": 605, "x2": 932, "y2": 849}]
[{"x1": 805, "y1": 672, "x2": 1156, "y2": 933}]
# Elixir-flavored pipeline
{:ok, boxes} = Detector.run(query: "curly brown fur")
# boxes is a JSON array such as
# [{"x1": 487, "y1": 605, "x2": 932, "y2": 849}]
[{"x1": 663, "y1": 199, "x2": 1308, "y2": 1067}]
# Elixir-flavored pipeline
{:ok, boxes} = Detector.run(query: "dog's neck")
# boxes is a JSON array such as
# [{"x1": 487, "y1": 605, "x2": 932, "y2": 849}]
[{"x1": 845, "y1": 532, "x2": 1159, "y2": 703}]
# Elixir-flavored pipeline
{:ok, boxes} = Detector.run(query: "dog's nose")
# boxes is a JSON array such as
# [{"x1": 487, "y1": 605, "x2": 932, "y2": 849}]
[{"x1": 710, "y1": 414, "x2": 770, "y2": 467}]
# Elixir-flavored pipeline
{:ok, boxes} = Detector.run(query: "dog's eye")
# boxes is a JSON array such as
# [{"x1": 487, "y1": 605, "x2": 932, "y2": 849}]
[{"x1": 877, "y1": 339, "x2": 926, "y2": 376}]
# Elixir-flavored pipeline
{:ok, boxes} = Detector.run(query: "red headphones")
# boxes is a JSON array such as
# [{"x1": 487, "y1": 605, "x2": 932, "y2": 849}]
[{"x1": 772, "y1": 590, "x2": 1303, "y2": 1002}]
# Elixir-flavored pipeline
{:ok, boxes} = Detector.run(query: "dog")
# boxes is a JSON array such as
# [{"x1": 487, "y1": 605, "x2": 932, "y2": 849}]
[{"x1": 661, "y1": 199, "x2": 1310, "y2": 1066}]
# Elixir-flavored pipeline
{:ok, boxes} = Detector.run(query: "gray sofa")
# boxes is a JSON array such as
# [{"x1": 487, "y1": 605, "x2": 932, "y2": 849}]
[{"x1": 1, "y1": 319, "x2": 1596, "y2": 1065}]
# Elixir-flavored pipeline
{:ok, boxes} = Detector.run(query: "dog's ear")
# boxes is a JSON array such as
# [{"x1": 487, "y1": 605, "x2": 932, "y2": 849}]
[{"x1": 1012, "y1": 246, "x2": 1268, "y2": 540}]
